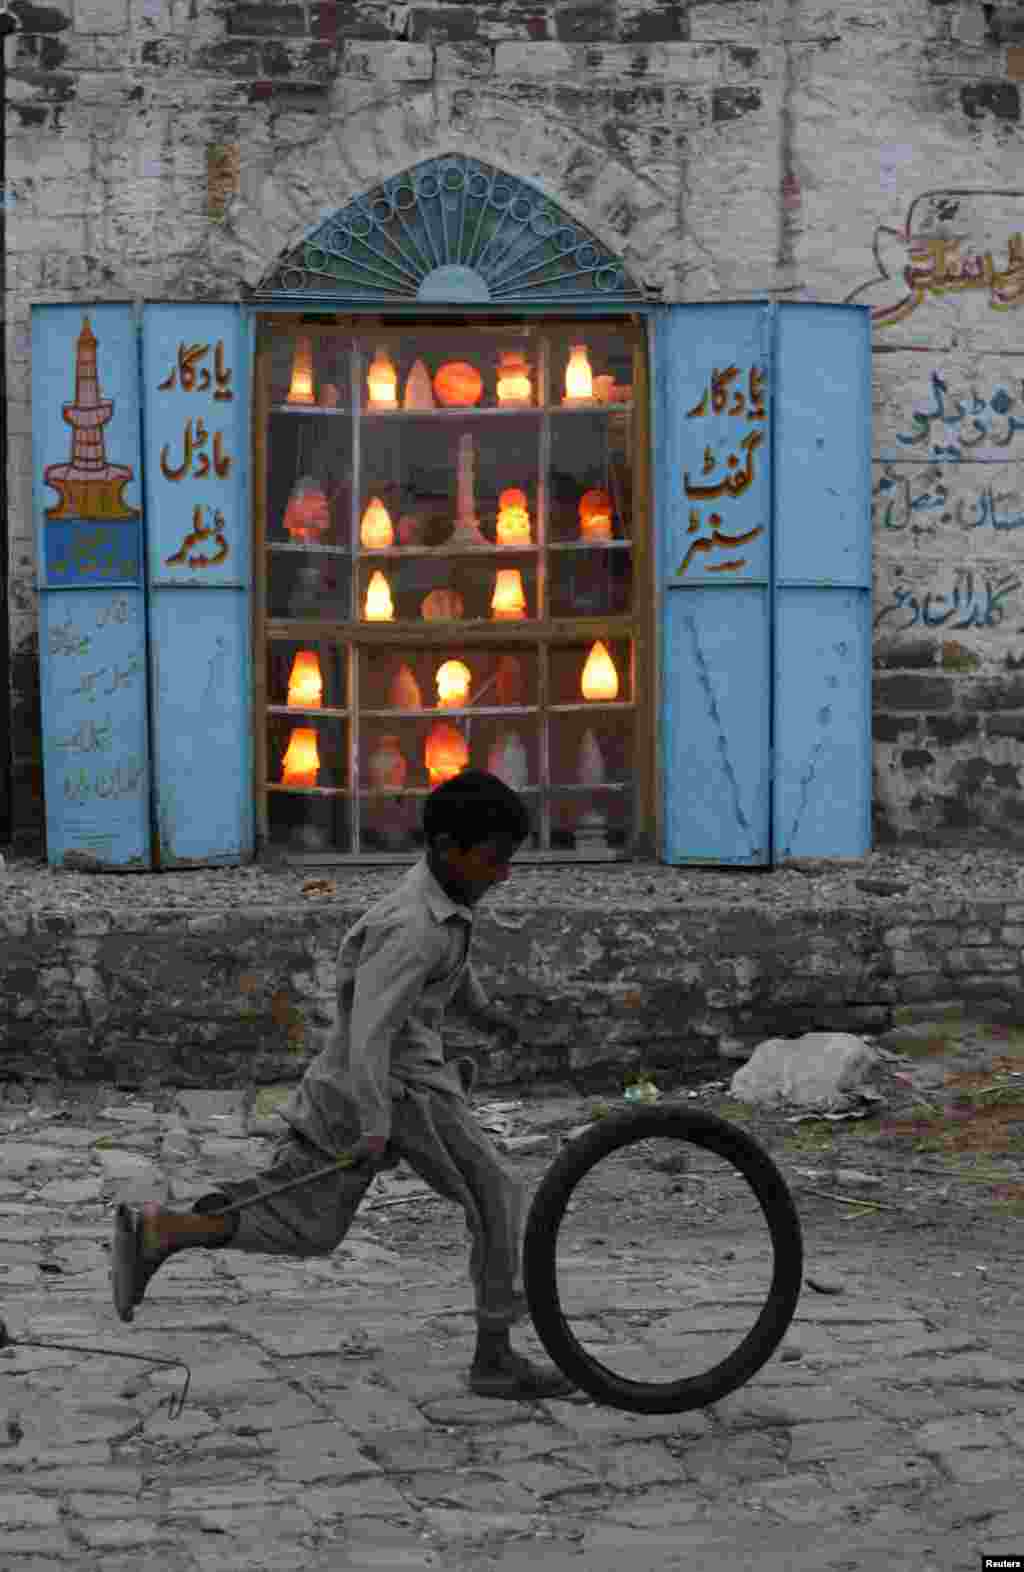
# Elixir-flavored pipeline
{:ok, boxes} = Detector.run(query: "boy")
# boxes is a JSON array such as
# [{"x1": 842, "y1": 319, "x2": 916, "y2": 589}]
[{"x1": 112, "y1": 770, "x2": 575, "y2": 1401}]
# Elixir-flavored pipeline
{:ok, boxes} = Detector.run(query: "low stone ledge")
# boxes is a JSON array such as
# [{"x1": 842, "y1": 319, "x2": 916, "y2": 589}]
[{"x1": 3, "y1": 844, "x2": 1024, "y2": 1089}]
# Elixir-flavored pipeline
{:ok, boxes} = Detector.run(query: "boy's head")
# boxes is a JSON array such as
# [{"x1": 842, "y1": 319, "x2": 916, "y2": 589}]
[{"x1": 422, "y1": 770, "x2": 529, "y2": 906}]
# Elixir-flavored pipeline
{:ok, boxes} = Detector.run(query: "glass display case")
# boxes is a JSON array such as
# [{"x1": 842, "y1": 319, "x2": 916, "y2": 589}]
[{"x1": 255, "y1": 319, "x2": 649, "y2": 859}]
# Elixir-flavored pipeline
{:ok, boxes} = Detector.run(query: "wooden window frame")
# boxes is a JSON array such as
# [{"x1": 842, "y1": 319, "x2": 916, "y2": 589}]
[{"x1": 252, "y1": 312, "x2": 657, "y2": 865}]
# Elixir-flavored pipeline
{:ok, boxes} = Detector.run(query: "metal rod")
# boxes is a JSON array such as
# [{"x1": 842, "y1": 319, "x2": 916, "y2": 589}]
[{"x1": 0, "y1": 1319, "x2": 192, "y2": 1420}]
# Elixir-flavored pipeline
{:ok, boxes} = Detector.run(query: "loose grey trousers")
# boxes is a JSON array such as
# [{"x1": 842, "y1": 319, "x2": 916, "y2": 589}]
[{"x1": 192, "y1": 1081, "x2": 528, "y2": 1333}]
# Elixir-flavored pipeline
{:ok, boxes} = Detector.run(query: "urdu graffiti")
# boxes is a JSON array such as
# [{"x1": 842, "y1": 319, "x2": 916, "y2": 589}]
[
  {"x1": 158, "y1": 337, "x2": 235, "y2": 570},
  {"x1": 846, "y1": 189, "x2": 1024, "y2": 328},
  {"x1": 874, "y1": 569, "x2": 1021, "y2": 632},
  {"x1": 677, "y1": 365, "x2": 767, "y2": 577}
]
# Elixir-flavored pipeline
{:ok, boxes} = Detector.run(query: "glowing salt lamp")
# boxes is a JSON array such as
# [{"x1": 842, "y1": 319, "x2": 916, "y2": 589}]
[
  {"x1": 495, "y1": 654, "x2": 524, "y2": 706},
  {"x1": 593, "y1": 374, "x2": 615, "y2": 404},
  {"x1": 281, "y1": 726, "x2": 320, "y2": 786},
  {"x1": 581, "y1": 640, "x2": 619, "y2": 701},
  {"x1": 287, "y1": 336, "x2": 316, "y2": 405},
  {"x1": 360, "y1": 497, "x2": 394, "y2": 550},
  {"x1": 496, "y1": 350, "x2": 532, "y2": 407},
  {"x1": 283, "y1": 476, "x2": 329, "y2": 542},
  {"x1": 389, "y1": 663, "x2": 422, "y2": 709},
  {"x1": 434, "y1": 361, "x2": 483, "y2": 408},
  {"x1": 403, "y1": 359, "x2": 434, "y2": 411},
  {"x1": 364, "y1": 570, "x2": 394, "y2": 622},
  {"x1": 367, "y1": 346, "x2": 398, "y2": 409},
  {"x1": 491, "y1": 568, "x2": 527, "y2": 621},
  {"x1": 579, "y1": 487, "x2": 613, "y2": 542},
  {"x1": 496, "y1": 487, "x2": 532, "y2": 546},
  {"x1": 425, "y1": 720, "x2": 469, "y2": 785},
  {"x1": 436, "y1": 659, "x2": 471, "y2": 708},
  {"x1": 564, "y1": 344, "x2": 593, "y2": 405},
  {"x1": 287, "y1": 650, "x2": 323, "y2": 709}
]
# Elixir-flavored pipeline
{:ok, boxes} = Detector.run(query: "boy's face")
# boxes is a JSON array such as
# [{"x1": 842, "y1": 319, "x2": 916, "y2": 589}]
[{"x1": 429, "y1": 833, "x2": 523, "y2": 907}]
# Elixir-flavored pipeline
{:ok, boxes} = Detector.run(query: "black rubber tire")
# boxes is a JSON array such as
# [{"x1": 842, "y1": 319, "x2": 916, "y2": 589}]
[{"x1": 523, "y1": 1105, "x2": 804, "y2": 1414}]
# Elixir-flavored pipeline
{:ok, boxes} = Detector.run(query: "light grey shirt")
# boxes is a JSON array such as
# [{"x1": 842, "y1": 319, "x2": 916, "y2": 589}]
[{"x1": 281, "y1": 854, "x2": 491, "y2": 1150}]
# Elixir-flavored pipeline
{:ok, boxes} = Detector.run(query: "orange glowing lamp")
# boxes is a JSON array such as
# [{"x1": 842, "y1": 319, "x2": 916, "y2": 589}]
[
  {"x1": 283, "y1": 478, "x2": 329, "y2": 543},
  {"x1": 436, "y1": 659, "x2": 472, "y2": 708},
  {"x1": 496, "y1": 351, "x2": 532, "y2": 407},
  {"x1": 364, "y1": 570, "x2": 394, "y2": 621},
  {"x1": 367, "y1": 346, "x2": 398, "y2": 409},
  {"x1": 491, "y1": 568, "x2": 527, "y2": 621},
  {"x1": 287, "y1": 650, "x2": 323, "y2": 708},
  {"x1": 360, "y1": 497, "x2": 395, "y2": 550},
  {"x1": 581, "y1": 640, "x2": 619, "y2": 701},
  {"x1": 281, "y1": 726, "x2": 320, "y2": 786},
  {"x1": 425, "y1": 721, "x2": 469, "y2": 785},
  {"x1": 496, "y1": 488, "x2": 532, "y2": 546},
  {"x1": 287, "y1": 336, "x2": 316, "y2": 405},
  {"x1": 564, "y1": 344, "x2": 594, "y2": 404},
  {"x1": 579, "y1": 487, "x2": 613, "y2": 542}
]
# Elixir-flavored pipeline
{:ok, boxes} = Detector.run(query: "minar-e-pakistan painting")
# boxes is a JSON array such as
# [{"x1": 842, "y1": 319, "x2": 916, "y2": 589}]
[{"x1": 44, "y1": 316, "x2": 140, "y2": 522}]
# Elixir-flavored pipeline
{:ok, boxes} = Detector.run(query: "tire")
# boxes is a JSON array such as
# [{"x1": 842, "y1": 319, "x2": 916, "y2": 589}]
[{"x1": 522, "y1": 1105, "x2": 804, "y2": 1414}]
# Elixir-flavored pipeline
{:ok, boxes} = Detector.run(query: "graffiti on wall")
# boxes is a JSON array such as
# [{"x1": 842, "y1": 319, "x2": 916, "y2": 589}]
[
  {"x1": 156, "y1": 338, "x2": 235, "y2": 570},
  {"x1": 676, "y1": 364, "x2": 767, "y2": 576},
  {"x1": 45, "y1": 594, "x2": 147, "y2": 811},
  {"x1": 873, "y1": 569, "x2": 1022, "y2": 632},
  {"x1": 846, "y1": 189, "x2": 1024, "y2": 327}
]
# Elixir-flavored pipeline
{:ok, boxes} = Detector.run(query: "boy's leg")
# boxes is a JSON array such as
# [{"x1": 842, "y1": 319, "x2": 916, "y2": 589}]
[
  {"x1": 390, "y1": 1089, "x2": 575, "y2": 1399},
  {"x1": 113, "y1": 1128, "x2": 374, "y2": 1321}
]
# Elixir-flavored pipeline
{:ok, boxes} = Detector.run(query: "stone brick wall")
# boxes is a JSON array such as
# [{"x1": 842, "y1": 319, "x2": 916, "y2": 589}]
[
  {"x1": 5, "y1": 0, "x2": 1024, "y2": 852},
  {"x1": 3, "y1": 891, "x2": 1024, "y2": 1089}
]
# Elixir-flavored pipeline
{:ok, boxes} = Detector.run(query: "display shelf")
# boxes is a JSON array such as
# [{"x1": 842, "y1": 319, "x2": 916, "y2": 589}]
[
  {"x1": 270, "y1": 402, "x2": 631, "y2": 419},
  {"x1": 267, "y1": 783, "x2": 348, "y2": 796},
  {"x1": 361, "y1": 705, "x2": 536, "y2": 718},
  {"x1": 271, "y1": 405, "x2": 350, "y2": 416},
  {"x1": 267, "y1": 542, "x2": 351, "y2": 555},
  {"x1": 267, "y1": 705, "x2": 350, "y2": 719}
]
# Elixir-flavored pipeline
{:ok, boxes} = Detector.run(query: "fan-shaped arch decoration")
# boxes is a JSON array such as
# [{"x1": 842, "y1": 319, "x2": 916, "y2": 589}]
[{"x1": 255, "y1": 154, "x2": 649, "y2": 307}]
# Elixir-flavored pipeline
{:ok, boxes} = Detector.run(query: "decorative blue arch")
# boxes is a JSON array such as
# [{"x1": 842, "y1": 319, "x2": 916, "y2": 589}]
[{"x1": 254, "y1": 153, "x2": 649, "y2": 308}]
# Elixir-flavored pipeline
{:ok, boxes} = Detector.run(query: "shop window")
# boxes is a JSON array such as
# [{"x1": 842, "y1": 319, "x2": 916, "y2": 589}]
[{"x1": 254, "y1": 318, "x2": 651, "y2": 860}]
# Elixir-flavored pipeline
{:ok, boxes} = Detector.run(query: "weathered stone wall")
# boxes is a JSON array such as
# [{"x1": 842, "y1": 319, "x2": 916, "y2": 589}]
[
  {"x1": 4, "y1": 861, "x2": 1024, "y2": 1091},
  {"x1": 5, "y1": 0, "x2": 1024, "y2": 851}
]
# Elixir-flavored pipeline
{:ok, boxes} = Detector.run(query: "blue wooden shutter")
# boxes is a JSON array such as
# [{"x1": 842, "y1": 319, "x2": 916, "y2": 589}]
[
  {"x1": 655, "y1": 305, "x2": 774, "y2": 865},
  {"x1": 655, "y1": 302, "x2": 871, "y2": 865},
  {"x1": 772, "y1": 305, "x2": 872, "y2": 860},
  {"x1": 33, "y1": 305, "x2": 152, "y2": 869},
  {"x1": 141, "y1": 306, "x2": 254, "y2": 866}
]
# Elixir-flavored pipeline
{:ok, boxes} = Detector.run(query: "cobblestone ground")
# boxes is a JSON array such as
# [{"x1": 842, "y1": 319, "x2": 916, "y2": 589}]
[{"x1": 0, "y1": 1055, "x2": 1022, "y2": 1572}]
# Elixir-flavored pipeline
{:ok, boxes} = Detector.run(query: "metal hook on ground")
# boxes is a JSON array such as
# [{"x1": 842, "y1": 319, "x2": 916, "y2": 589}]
[{"x1": 0, "y1": 1317, "x2": 192, "y2": 1421}]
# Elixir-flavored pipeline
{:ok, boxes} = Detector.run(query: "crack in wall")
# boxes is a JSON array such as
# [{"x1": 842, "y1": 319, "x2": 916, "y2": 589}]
[{"x1": 683, "y1": 610, "x2": 754, "y2": 855}]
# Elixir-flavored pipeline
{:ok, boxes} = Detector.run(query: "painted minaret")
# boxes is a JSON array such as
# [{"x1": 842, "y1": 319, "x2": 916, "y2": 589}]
[{"x1": 44, "y1": 316, "x2": 139, "y2": 520}]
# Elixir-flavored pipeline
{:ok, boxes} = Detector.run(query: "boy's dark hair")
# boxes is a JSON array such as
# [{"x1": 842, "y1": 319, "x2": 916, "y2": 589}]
[{"x1": 422, "y1": 770, "x2": 530, "y2": 852}]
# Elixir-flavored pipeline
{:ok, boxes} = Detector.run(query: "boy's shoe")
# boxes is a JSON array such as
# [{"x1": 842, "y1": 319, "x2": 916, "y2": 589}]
[
  {"x1": 469, "y1": 1350, "x2": 577, "y2": 1400},
  {"x1": 111, "y1": 1203, "x2": 170, "y2": 1323}
]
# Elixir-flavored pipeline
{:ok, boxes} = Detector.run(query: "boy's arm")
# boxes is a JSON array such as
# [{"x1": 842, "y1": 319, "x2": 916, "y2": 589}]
[
  {"x1": 348, "y1": 921, "x2": 441, "y2": 1144},
  {"x1": 451, "y1": 962, "x2": 519, "y2": 1037}
]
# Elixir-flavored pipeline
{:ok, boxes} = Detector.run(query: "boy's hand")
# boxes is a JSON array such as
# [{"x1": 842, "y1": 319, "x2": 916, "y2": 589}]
[
  {"x1": 473, "y1": 1004, "x2": 520, "y2": 1044},
  {"x1": 351, "y1": 1134, "x2": 390, "y2": 1165}
]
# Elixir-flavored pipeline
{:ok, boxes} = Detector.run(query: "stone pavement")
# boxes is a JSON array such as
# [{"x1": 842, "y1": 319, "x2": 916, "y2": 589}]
[{"x1": 0, "y1": 1082, "x2": 1022, "y2": 1572}]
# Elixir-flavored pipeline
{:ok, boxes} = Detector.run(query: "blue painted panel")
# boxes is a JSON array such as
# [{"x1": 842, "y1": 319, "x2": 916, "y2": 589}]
[
  {"x1": 773, "y1": 304, "x2": 872, "y2": 861},
  {"x1": 773, "y1": 588, "x2": 871, "y2": 858},
  {"x1": 142, "y1": 306, "x2": 250, "y2": 588},
  {"x1": 149, "y1": 589, "x2": 251, "y2": 864},
  {"x1": 45, "y1": 520, "x2": 141, "y2": 586},
  {"x1": 774, "y1": 305, "x2": 872, "y2": 586},
  {"x1": 142, "y1": 305, "x2": 253, "y2": 866},
  {"x1": 655, "y1": 305, "x2": 773, "y2": 864},
  {"x1": 32, "y1": 304, "x2": 151, "y2": 868},
  {"x1": 657, "y1": 305, "x2": 772, "y2": 590},
  {"x1": 660, "y1": 589, "x2": 771, "y2": 864}
]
